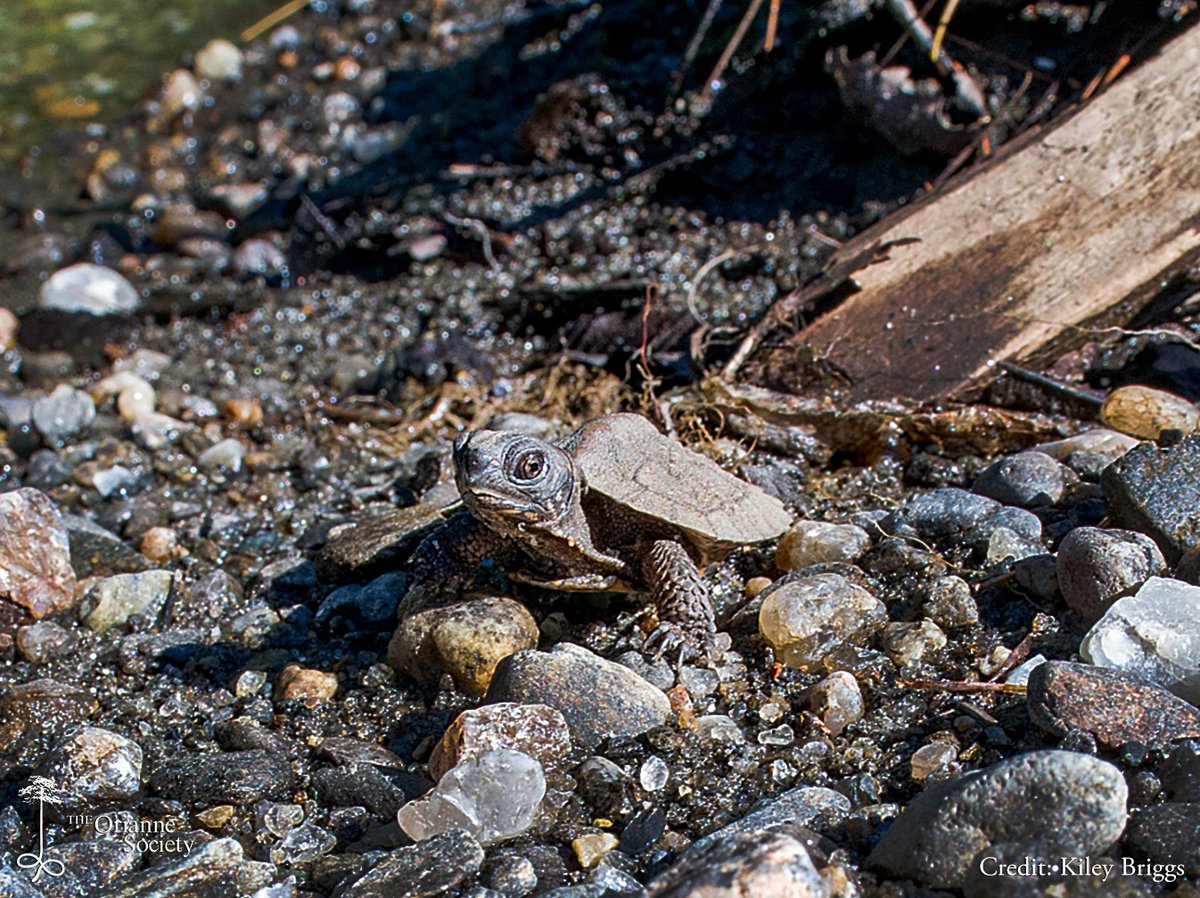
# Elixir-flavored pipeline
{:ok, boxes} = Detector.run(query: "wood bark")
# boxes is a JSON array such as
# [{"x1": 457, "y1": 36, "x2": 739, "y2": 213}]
[{"x1": 735, "y1": 22, "x2": 1200, "y2": 402}]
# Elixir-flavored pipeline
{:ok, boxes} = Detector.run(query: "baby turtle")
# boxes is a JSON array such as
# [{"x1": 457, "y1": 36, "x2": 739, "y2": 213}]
[{"x1": 400, "y1": 413, "x2": 791, "y2": 654}]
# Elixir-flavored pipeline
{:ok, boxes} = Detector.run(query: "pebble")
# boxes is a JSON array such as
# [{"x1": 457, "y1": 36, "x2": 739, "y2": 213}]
[
  {"x1": 1081, "y1": 577, "x2": 1200, "y2": 703},
  {"x1": 573, "y1": 833, "x2": 618, "y2": 867},
  {"x1": 269, "y1": 823, "x2": 336, "y2": 865},
  {"x1": 867, "y1": 750, "x2": 1128, "y2": 888},
  {"x1": 195, "y1": 38, "x2": 243, "y2": 81},
  {"x1": 117, "y1": 377, "x2": 156, "y2": 420},
  {"x1": 486, "y1": 855, "x2": 538, "y2": 896},
  {"x1": 64, "y1": 513, "x2": 153, "y2": 579},
  {"x1": 339, "y1": 829, "x2": 484, "y2": 898},
  {"x1": 758, "y1": 573, "x2": 887, "y2": 671},
  {"x1": 132, "y1": 412, "x2": 187, "y2": 450},
  {"x1": 806, "y1": 671, "x2": 864, "y2": 736},
  {"x1": 0, "y1": 308, "x2": 17, "y2": 351},
  {"x1": 197, "y1": 437, "x2": 245, "y2": 471},
  {"x1": 775, "y1": 520, "x2": 871, "y2": 569},
  {"x1": 223, "y1": 397, "x2": 264, "y2": 426},
  {"x1": 882, "y1": 487, "x2": 1042, "y2": 552},
  {"x1": 0, "y1": 488, "x2": 77, "y2": 618},
  {"x1": 160, "y1": 68, "x2": 204, "y2": 119},
  {"x1": 1056, "y1": 527, "x2": 1167, "y2": 623},
  {"x1": 211, "y1": 183, "x2": 268, "y2": 219},
  {"x1": 311, "y1": 763, "x2": 408, "y2": 819},
  {"x1": 1103, "y1": 434, "x2": 1200, "y2": 561},
  {"x1": 39, "y1": 726, "x2": 143, "y2": 811},
  {"x1": 1124, "y1": 802, "x2": 1200, "y2": 877},
  {"x1": 275, "y1": 663, "x2": 339, "y2": 706},
  {"x1": 684, "y1": 786, "x2": 850, "y2": 856},
  {"x1": 1179, "y1": 547, "x2": 1200, "y2": 585},
  {"x1": 639, "y1": 755, "x2": 670, "y2": 791},
  {"x1": 331, "y1": 354, "x2": 380, "y2": 393},
  {"x1": 918, "y1": 575, "x2": 979, "y2": 628},
  {"x1": 0, "y1": 679, "x2": 98, "y2": 760},
  {"x1": 397, "y1": 749, "x2": 546, "y2": 844},
  {"x1": 1038, "y1": 428, "x2": 1141, "y2": 462},
  {"x1": 316, "y1": 571, "x2": 405, "y2": 630},
  {"x1": 429, "y1": 703, "x2": 572, "y2": 781},
  {"x1": 232, "y1": 239, "x2": 287, "y2": 277},
  {"x1": 484, "y1": 644, "x2": 671, "y2": 748},
  {"x1": 38, "y1": 838, "x2": 141, "y2": 896},
  {"x1": 389, "y1": 596, "x2": 539, "y2": 696},
  {"x1": 972, "y1": 451, "x2": 1068, "y2": 507},
  {"x1": 107, "y1": 838, "x2": 272, "y2": 898},
  {"x1": 1013, "y1": 553, "x2": 1061, "y2": 602},
  {"x1": 1099, "y1": 384, "x2": 1200, "y2": 440},
  {"x1": 911, "y1": 741, "x2": 959, "y2": 781},
  {"x1": 15, "y1": 619, "x2": 79, "y2": 663},
  {"x1": 316, "y1": 504, "x2": 444, "y2": 582},
  {"x1": 38, "y1": 263, "x2": 140, "y2": 315},
  {"x1": 150, "y1": 749, "x2": 295, "y2": 805},
  {"x1": 1027, "y1": 661, "x2": 1200, "y2": 748},
  {"x1": 881, "y1": 620, "x2": 947, "y2": 666},
  {"x1": 576, "y1": 756, "x2": 631, "y2": 816},
  {"x1": 140, "y1": 526, "x2": 179, "y2": 563},
  {"x1": 32, "y1": 384, "x2": 96, "y2": 443},
  {"x1": 650, "y1": 829, "x2": 824, "y2": 898},
  {"x1": 79, "y1": 570, "x2": 173, "y2": 632},
  {"x1": 1160, "y1": 741, "x2": 1200, "y2": 800}
]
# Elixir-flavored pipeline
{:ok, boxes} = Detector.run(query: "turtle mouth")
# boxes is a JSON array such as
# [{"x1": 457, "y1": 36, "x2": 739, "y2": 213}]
[{"x1": 466, "y1": 489, "x2": 548, "y2": 522}]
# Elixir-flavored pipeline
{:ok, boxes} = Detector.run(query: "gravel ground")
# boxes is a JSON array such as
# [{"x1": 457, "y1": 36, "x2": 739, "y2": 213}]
[{"x1": 2, "y1": 1, "x2": 1200, "y2": 897}]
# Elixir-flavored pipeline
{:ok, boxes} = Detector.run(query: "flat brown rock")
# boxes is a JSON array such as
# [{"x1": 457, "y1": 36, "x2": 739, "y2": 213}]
[
  {"x1": 0, "y1": 488, "x2": 77, "y2": 618},
  {"x1": 1027, "y1": 660, "x2": 1200, "y2": 748}
]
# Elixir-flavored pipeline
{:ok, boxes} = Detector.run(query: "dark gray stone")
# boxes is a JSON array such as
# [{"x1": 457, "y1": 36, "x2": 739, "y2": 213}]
[
  {"x1": 485, "y1": 644, "x2": 670, "y2": 749},
  {"x1": 1125, "y1": 802, "x2": 1200, "y2": 877},
  {"x1": 1056, "y1": 527, "x2": 1166, "y2": 624},
  {"x1": 150, "y1": 750, "x2": 295, "y2": 805},
  {"x1": 684, "y1": 786, "x2": 850, "y2": 857},
  {"x1": 340, "y1": 829, "x2": 484, "y2": 898},
  {"x1": 972, "y1": 451, "x2": 1068, "y2": 507},
  {"x1": 867, "y1": 750, "x2": 1127, "y2": 889},
  {"x1": 1103, "y1": 435, "x2": 1200, "y2": 562}
]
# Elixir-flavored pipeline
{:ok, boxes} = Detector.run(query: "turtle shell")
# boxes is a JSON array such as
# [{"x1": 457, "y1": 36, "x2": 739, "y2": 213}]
[{"x1": 563, "y1": 413, "x2": 792, "y2": 550}]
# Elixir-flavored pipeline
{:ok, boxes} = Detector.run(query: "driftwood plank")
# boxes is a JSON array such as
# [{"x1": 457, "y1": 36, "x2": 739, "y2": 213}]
[{"x1": 739, "y1": 22, "x2": 1200, "y2": 402}]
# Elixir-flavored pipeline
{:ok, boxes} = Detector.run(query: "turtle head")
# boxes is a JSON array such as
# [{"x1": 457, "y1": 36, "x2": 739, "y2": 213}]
[{"x1": 452, "y1": 430, "x2": 578, "y2": 534}]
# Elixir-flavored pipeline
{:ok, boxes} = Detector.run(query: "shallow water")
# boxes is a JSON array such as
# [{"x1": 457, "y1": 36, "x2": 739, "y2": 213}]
[{"x1": 0, "y1": 0, "x2": 277, "y2": 161}]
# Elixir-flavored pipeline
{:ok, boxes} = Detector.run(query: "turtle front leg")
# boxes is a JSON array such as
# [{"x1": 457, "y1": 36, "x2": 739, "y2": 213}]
[
  {"x1": 641, "y1": 539, "x2": 719, "y2": 660},
  {"x1": 398, "y1": 511, "x2": 513, "y2": 619}
]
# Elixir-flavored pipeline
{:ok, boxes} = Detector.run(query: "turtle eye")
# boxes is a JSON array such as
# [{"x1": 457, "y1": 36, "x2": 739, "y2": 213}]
[{"x1": 511, "y1": 449, "x2": 546, "y2": 481}]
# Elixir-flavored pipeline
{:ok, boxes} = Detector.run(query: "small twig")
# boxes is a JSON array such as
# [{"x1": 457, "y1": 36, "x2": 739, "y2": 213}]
[
  {"x1": 764, "y1": 0, "x2": 781, "y2": 52},
  {"x1": 443, "y1": 213, "x2": 500, "y2": 271},
  {"x1": 996, "y1": 360, "x2": 1104, "y2": 407},
  {"x1": 299, "y1": 194, "x2": 346, "y2": 250},
  {"x1": 929, "y1": 0, "x2": 962, "y2": 64},
  {"x1": 882, "y1": 0, "x2": 988, "y2": 118},
  {"x1": 987, "y1": 631, "x2": 1036, "y2": 683},
  {"x1": 639, "y1": 283, "x2": 663, "y2": 420},
  {"x1": 700, "y1": 0, "x2": 768, "y2": 109},
  {"x1": 685, "y1": 246, "x2": 762, "y2": 323},
  {"x1": 242, "y1": 0, "x2": 310, "y2": 42},
  {"x1": 669, "y1": 0, "x2": 726, "y2": 104},
  {"x1": 900, "y1": 679, "x2": 1027, "y2": 695}
]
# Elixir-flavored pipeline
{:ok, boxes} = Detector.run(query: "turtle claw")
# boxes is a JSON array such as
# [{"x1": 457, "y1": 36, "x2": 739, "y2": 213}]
[{"x1": 644, "y1": 621, "x2": 721, "y2": 665}]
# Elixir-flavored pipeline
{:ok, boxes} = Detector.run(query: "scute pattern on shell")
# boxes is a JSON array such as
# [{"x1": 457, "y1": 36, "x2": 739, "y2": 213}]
[{"x1": 566, "y1": 414, "x2": 792, "y2": 545}]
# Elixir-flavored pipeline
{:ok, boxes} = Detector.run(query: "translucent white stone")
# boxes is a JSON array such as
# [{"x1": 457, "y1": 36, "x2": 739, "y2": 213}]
[
  {"x1": 397, "y1": 749, "x2": 545, "y2": 845},
  {"x1": 1081, "y1": 577, "x2": 1200, "y2": 704},
  {"x1": 639, "y1": 755, "x2": 669, "y2": 792},
  {"x1": 39, "y1": 263, "x2": 139, "y2": 315},
  {"x1": 695, "y1": 715, "x2": 745, "y2": 743}
]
